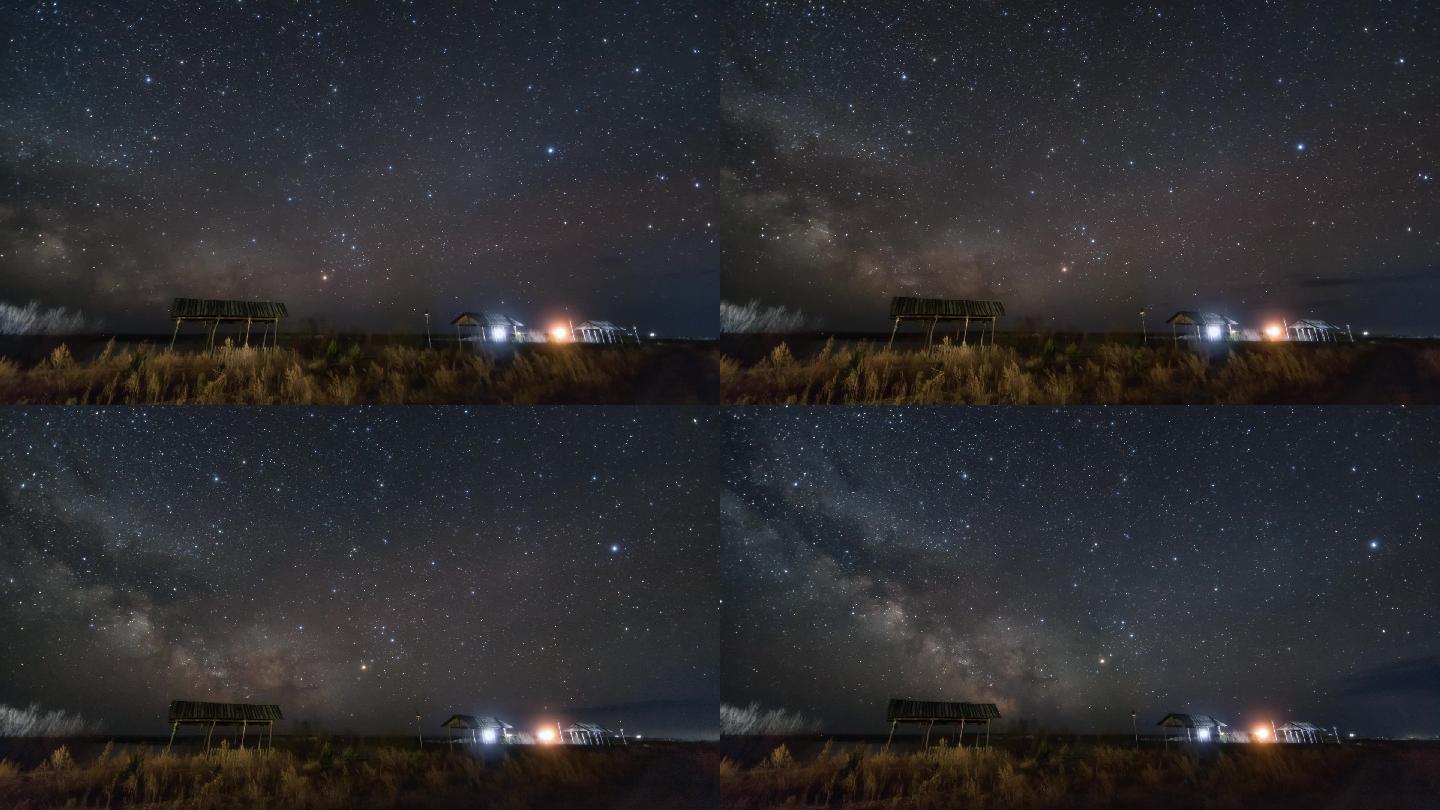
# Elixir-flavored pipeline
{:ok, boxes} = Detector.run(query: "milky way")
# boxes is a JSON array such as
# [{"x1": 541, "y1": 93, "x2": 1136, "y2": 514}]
[
  {"x1": 1, "y1": 2, "x2": 716, "y2": 335},
  {"x1": 722, "y1": 2, "x2": 1440, "y2": 333},
  {"x1": 723, "y1": 408, "x2": 1440, "y2": 736},
  {"x1": 0, "y1": 408, "x2": 717, "y2": 737}
]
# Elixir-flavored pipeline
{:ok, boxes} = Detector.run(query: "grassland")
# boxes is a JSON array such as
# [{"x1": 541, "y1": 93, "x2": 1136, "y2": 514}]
[
  {"x1": 721, "y1": 738, "x2": 1440, "y2": 809},
  {"x1": 720, "y1": 336, "x2": 1440, "y2": 404},
  {"x1": 0, "y1": 738, "x2": 716, "y2": 809},
  {"x1": 0, "y1": 338, "x2": 717, "y2": 404}
]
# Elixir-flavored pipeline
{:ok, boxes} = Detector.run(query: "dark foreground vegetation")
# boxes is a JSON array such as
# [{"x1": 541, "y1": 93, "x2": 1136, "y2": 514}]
[
  {"x1": 0, "y1": 737, "x2": 717, "y2": 809},
  {"x1": 720, "y1": 335, "x2": 1440, "y2": 404},
  {"x1": 0, "y1": 336, "x2": 717, "y2": 404},
  {"x1": 720, "y1": 737, "x2": 1440, "y2": 809}
]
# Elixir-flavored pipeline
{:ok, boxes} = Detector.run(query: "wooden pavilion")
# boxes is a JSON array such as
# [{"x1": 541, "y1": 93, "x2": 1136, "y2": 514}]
[
  {"x1": 1156, "y1": 713, "x2": 1226, "y2": 745},
  {"x1": 1275, "y1": 721, "x2": 1334, "y2": 743},
  {"x1": 1286, "y1": 319, "x2": 1352, "y2": 342},
  {"x1": 884, "y1": 698, "x2": 1001, "y2": 751},
  {"x1": 562, "y1": 722, "x2": 624, "y2": 746},
  {"x1": 165, "y1": 700, "x2": 282, "y2": 753},
  {"x1": 450, "y1": 311, "x2": 525, "y2": 343},
  {"x1": 887, "y1": 297, "x2": 1005, "y2": 348},
  {"x1": 441, "y1": 714, "x2": 514, "y2": 745},
  {"x1": 573, "y1": 320, "x2": 637, "y2": 344},
  {"x1": 169, "y1": 298, "x2": 287, "y2": 350},
  {"x1": 1164, "y1": 311, "x2": 1238, "y2": 342}
]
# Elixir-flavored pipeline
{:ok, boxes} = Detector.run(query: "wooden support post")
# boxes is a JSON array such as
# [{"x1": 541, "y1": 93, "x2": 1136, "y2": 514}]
[
  {"x1": 887, "y1": 317, "x2": 902, "y2": 349},
  {"x1": 244, "y1": 318, "x2": 252, "y2": 347},
  {"x1": 923, "y1": 719, "x2": 934, "y2": 749},
  {"x1": 240, "y1": 720, "x2": 247, "y2": 749},
  {"x1": 926, "y1": 317, "x2": 938, "y2": 349},
  {"x1": 170, "y1": 319, "x2": 183, "y2": 350},
  {"x1": 268, "y1": 722, "x2": 274, "y2": 751},
  {"x1": 962, "y1": 316, "x2": 970, "y2": 345},
  {"x1": 957, "y1": 719, "x2": 965, "y2": 748},
  {"x1": 884, "y1": 719, "x2": 898, "y2": 752},
  {"x1": 985, "y1": 719, "x2": 991, "y2": 748},
  {"x1": 206, "y1": 721, "x2": 215, "y2": 750},
  {"x1": 166, "y1": 721, "x2": 178, "y2": 754},
  {"x1": 207, "y1": 320, "x2": 219, "y2": 351}
]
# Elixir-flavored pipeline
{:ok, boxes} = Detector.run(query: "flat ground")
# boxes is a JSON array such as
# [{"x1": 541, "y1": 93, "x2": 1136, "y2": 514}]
[
  {"x1": 0, "y1": 334, "x2": 718, "y2": 404},
  {"x1": 721, "y1": 734, "x2": 1440, "y2": 809},
  {"x1": 0, "y1": 735, "x2": 718, "y2": 809},
  {"x1": 721, "y1": 333, "x2": 1440, "y2": 404}
]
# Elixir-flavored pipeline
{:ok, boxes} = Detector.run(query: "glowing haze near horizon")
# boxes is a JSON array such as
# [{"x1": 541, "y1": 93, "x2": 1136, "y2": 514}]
[
  {"x1": 723, "y1": 409, "x2": 1440, "y2": 736},
  {"x1": 0, "y1": 2, "x2": 716, "y2": 335},
  {"x1": 722, "y1": 2, "x2": 1440, "y2": 334},
  {"x1": 0, "y1": 409, "x2": 717, "y2": 737}
]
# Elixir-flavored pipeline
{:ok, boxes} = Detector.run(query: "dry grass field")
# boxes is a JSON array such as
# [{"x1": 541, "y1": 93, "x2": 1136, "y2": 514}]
[
  {"x1": 0, "y1": 739, "x2": 717, "y2": 809},
  {"x1": 720, "y1": 337, "x2": 1440, "y2": 404},
  {"x1": 0, "y1": 339, "x2": 717, "y2": 404},
  {"x1": 720, "y1": 739, "x2": 1440, "y2": 809}
]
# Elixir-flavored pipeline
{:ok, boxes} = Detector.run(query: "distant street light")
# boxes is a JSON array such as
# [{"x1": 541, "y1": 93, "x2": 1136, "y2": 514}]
[{"x1": 423, "y1": 310, "x2": 432, "y2": 349}]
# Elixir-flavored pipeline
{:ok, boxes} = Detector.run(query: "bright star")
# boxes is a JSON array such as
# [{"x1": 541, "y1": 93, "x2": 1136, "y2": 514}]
[
  {"x1": 1296, "y1": 142, "x2": 1305, "y2": 152},
  {"x1": 610, "y1": 544, "x2": 621, "y2": 554}
]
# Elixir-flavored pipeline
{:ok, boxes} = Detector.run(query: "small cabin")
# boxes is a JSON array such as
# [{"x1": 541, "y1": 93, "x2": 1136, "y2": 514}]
[
  {"x1": 562, "y1": 722, "x2": 623, "y2": 745},
  {"x1": 441, "y1": 714, "x2": 514, "y2": 744},
  {"x1": 885, "y1": 698, "x2": 1001, "y2": 749}
]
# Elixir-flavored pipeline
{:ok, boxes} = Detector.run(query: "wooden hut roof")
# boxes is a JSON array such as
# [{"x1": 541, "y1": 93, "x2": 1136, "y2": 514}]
[
  {"x1": 442, "y1": 714, "x2": 480, "y2": 729},
  {"x1": 451, "y1": 311, "x2": 523, "y2": 328},
  {"x1": 886, "y1": 699, "x2": 1001, "y2": 722},
  {"x1": 169, "y1": 298, "x2": 288, "y2": 320},
  {"x1": 168, "y1": 700, "x2": 283, "y2": 723},
  {"x1": 565, "y1": 722, "x2": 613, "y2": 734},
  {"x1": 1289, "y1": 319, "x2": 1339, "y2": 330},
  {"x1": 1277, "y1": 721, "x2": 1323, "y2": 732},
  {"x1": 1165, "y1": 311, "x2": 1237, "y2": 327},
  {"x1": 1156, "y1": 713, "x2": 1223, "y2": 729},
  {"x1": 576, "y1": 320, "x2": 624, "y2": 330},
  {"x1": 890, "y1": 297, "x2": 1005, "y2": 319}
]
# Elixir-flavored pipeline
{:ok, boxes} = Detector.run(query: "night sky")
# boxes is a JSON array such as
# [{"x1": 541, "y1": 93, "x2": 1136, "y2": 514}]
[
  {"x1": 722, "y1": 2, "x2": 1440, "y2": 334},
  {"x1": 1, "y1": 2, "x2": 716, "y2": 336},
  {"x1": 723, "y1": 408, "x2": 1440, "y2": 737},
  {"x1": 0, "y1": 408, "x2": 717, "y2": 738}
]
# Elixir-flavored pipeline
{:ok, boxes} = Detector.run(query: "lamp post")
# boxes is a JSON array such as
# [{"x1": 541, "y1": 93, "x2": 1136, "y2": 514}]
[
  {"x1": 423, "y1": 310, "x2": 432, "y2": 349},
  {"x1": 1139, "y1": 309, "x2": 1148, "y2": 344},
  {"x1": 416, "y1": 712, "x2": 423, "y2": 749},
  {"x1": 1131, "y1": 710, "x2": 1138, "y2": 747}
]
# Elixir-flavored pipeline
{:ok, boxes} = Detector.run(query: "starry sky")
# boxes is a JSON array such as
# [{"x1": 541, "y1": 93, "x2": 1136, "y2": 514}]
[
  {"x1": 1, "y1": 2, "x2": 716, "y2": 336},
  {"x1": 723, "y1": 408, "x2": 1440, "y2": 737},
  {"x1": 722, "y1": 2, "x2": 1440, "y2": 334},
  {"x1": 0, "y1": 408, "x2": 717, "y2": 738}
]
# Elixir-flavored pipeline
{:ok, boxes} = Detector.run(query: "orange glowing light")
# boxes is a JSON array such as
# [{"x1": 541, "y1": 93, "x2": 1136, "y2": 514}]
[
  {"x1": 550, "y1": 325, "x2": 570, "y2": 341},
  {"x1": 1264, "y1": 324, "x2": 1283, "y2": 340},
  {"x1": 537, "y1": 728, "x2": 557, "y2": 743},
  {"x1": 1253, "y1": 727, "x2": 1270, "y2": 741}
]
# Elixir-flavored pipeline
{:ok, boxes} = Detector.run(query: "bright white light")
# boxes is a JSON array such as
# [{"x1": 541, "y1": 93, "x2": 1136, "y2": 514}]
[
  {"x1": 537, "y1": 727, "x2": 556, "y2": 743},
  {"x1": 1362, "y1": 330, "x2": 1370, "y2": 336},
  {"x1": 1348, "y1": 732, "x2": 1355, "y2": 738},
  {"x1": 610, "y1": 544, "x2": 621, "y2": 553},
  {"x1": 1254, "y1": 727, "x2": 1270, "y2": 741},
  {"x1": 1196, "y1": 728, "x2": 1211, "y2": 741},
  {"x1": 490, "y1": 325, "x2": 508, "y2": 341},
  {"x1": 1264, "y1": 324, "x2": 1283, "y2": 339},
  {"x1": 480, "y1": 728, "x2": 497, "y2": 744},
  {"x1": 647, "y1": 332, "x2": 656, "y2": 338},
  {"x1": 1205, "y1": 324, "x2": 1224, "y2": 340},
  {"x1": 550, "y1": 325, "x2": 569, "y2": 341},
  {"x1": 1369, "y1": 540, "x2": 1380, "y2": 549}
]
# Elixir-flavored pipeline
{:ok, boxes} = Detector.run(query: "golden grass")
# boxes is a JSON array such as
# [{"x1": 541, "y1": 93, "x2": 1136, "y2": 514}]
[
  {"x1": 0, "y1": 742, "x2": 717, "y2": 809},
  {"x1": 720, "y1": 741, "x2": 1440, "y2": 809},
  {"x1": 0, "y1": 340, "x2": 711, "y2": 404},
  {"x1": 721, "y1": 338, "x2": 1390, "y2": 404}
]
